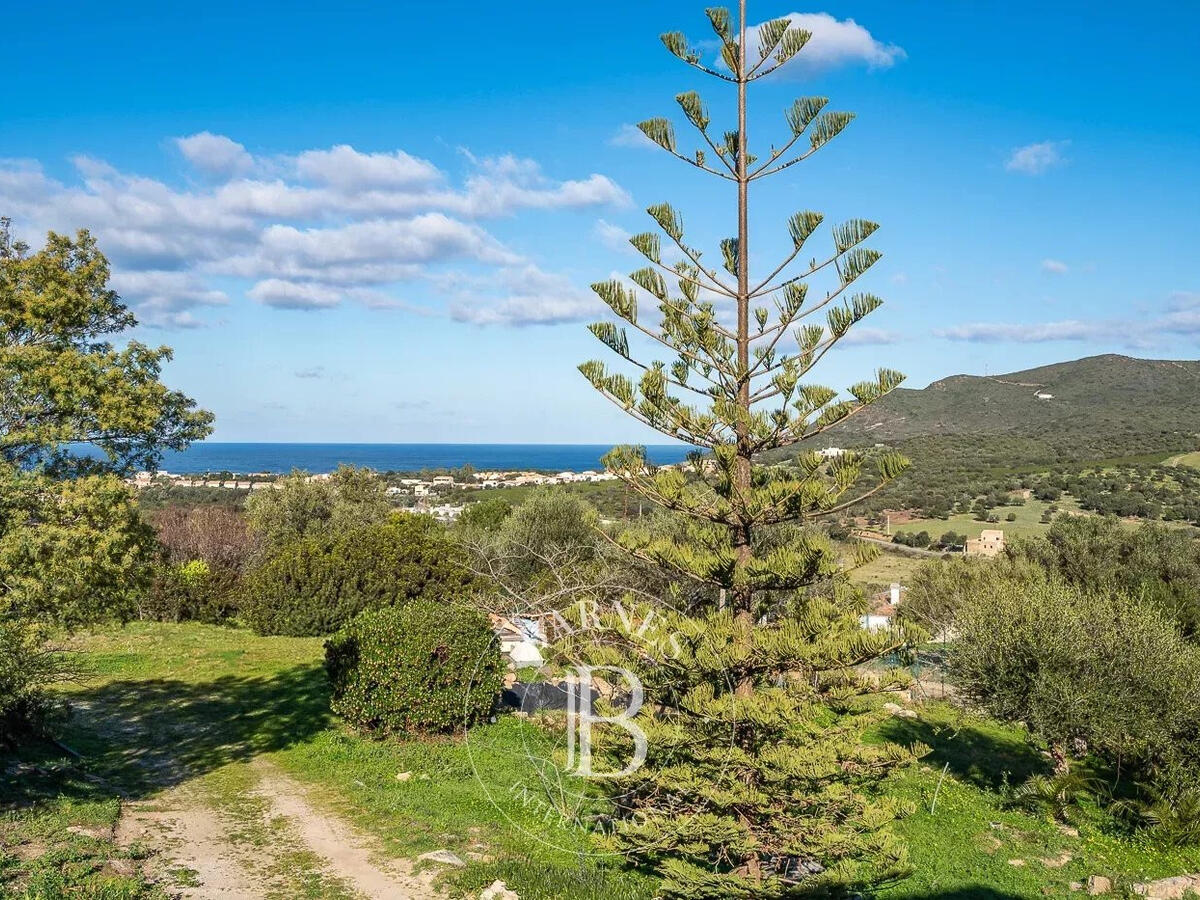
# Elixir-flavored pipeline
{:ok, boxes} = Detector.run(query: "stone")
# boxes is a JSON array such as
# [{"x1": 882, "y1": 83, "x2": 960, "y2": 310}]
[
  {"x1": 1088, "y1": 875, "x2": 1112, "y2": 895},
  {"x1": 480, "y1": 880, "x2": 520, "y2": 900},
  {"x1": 1008, "y1": 859, "x2": 1026, "y2": 867},
  {"x1": 1132, "y1": 875, "x2": 1200, "y2": 899},
  {"x1": 882, "y1": 702, "x2": 918, "y2": 719},
  {"x1": 395, "y1": 771, "x2": 412, "y2": 782},
  {"x1": 1040, "y1": 850, "x2": 1073, "y2": 868},
  {"x1": 418, "y1": 849, "x2": 466, "y2": 867}
]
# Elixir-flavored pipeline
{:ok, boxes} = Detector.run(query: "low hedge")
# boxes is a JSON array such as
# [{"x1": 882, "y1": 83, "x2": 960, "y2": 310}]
[{"x1": 325, "y1": 600, "x2": 503, "y2": 735}]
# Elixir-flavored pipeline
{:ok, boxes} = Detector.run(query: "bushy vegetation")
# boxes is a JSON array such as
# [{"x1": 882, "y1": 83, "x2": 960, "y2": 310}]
[
  {"x1": 142, "y1": 505, "x2": 258, "y2": 623},
  {"x1": 244, "y1": 465, "x2": 394, "y2": 548},
  {"x1": 951, "y1": 573, "x2": 1200, "y2": 811},
  {"x1": 241, "y1": 513, "x2": 474, "y2": 636},
  {"x1": 325, "y1": 600, "x2": 502, "y2": 735}
]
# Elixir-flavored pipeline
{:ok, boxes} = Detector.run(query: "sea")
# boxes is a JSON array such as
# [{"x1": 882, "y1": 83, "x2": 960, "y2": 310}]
[{"x1": 150, "y1": 443, "x2": 695, "y2": 475}]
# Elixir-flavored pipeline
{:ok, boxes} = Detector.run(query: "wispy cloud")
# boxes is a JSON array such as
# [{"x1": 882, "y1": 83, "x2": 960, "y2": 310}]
[
  {"x1": 935, "y1": 292, "x2": 1200, "y2": 348},
  {"x1": 1005, "y1": 140, "x2": 1070, "y2": 175},
  {"x1": 1, "y1": 138, "x2": 628, "y2": 327},
  {"x1": 1041, "y1": 258, "x2": 1069, "y2": 275},
  {"x1": 609, "y1": 124, "x2": 655, "y2": 150},
  {"x1": 294, "y1": 366, "x2": 325, "y2": 379}
]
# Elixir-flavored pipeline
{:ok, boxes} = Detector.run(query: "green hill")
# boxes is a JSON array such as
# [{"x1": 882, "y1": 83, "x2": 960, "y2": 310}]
[{"x1": 829, "y1": 354, "x2": 1200, "y2": 462}]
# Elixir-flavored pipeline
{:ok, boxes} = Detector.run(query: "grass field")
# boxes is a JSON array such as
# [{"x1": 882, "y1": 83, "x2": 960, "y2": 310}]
[
  {"x1": 883, "y1": 496, "x2": 1082, "y2": 543},
  {"x1": 1168, "y1": 451, "x2": 1200, "y2": 469},
  {"x1": 849, "y1": 549, "x2": 926, "y2": 588},
  {"x1": 5, "y1": 622, "x2": 1200, "y2": 899}
]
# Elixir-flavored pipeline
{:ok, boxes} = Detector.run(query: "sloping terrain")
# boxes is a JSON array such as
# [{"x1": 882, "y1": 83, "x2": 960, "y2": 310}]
[{"x1": 829, "y1": 354, "x2": 1200, "y2": 461}]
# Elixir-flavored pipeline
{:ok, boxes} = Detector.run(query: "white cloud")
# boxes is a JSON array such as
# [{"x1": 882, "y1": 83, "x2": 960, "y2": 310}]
[
  {"x1": 1005, "y1": 141, "x2": 1069, "y2": 175},
  {"x1": 594, "y1": 219, "x2": 633, "y2": 253},
  {"x1": 449, "y1": 264, "x2": 599, "y2": 326},
  {"x1": 293, "y1": 145, "x2": 440, "y2": 190},
  {"x1": 295, "y1": 366, "x2": 326, "y2": 378},
  {"x1": 175, "y1": 132, "x2": 254, "y2": 179},
  {"x1": 933, "y1": 294, "x2": 1200, "y2": 347},
  {"x1": 0, "y1": 138, "x2": 626, "y2": 327},
  {"x1": 1041, "y1": 258, "x2": 1069, "y2": 275},
  {"x1": 108, "y1": 270, "x2": 229, "y2": 328},
  {"x1": 609, "y1": 124, "x2": 655, "y2": 149},
  {"x1": 248, "y1": 279, "x2": 343, "y2": 310},
  {"x1": 747, "y1": 13, "x2": 904, "y2": 75},
  {"x1": 934, "y1": 320, "x2": 1113, "y2": 343},
  {"x1": 842, "y1": 327, "x2": 901, "y2": 345}
]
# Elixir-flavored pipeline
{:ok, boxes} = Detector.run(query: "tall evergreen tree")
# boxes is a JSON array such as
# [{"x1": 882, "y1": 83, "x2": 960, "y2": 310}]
[{"x1": 577, "y1": 5, "x2": 922, "y2": 896}]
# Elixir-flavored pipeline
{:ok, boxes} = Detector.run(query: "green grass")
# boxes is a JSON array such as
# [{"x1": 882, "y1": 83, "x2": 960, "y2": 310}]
[
  {"x1": 884, "y1": 496, "x2": 1081, "y2": 543},
  {"x1": 849, "y1": 550, "x2": 926, "y2": 588},
  {"x1": 1168, "y1": 451, "x2": 1200, "y2": 470},
  {"x1": 45, "y1": 622, "x2": 656, "y2": 900},
  {"x1": 9, "y1": 622, "x2": 1200, "y2": 899},
  {"x1": 0, "y1": 741, "x2": 167, "y2": 898},
  {"x1": 873, "y1": 704, "x2": 1200, "y2": 898}
]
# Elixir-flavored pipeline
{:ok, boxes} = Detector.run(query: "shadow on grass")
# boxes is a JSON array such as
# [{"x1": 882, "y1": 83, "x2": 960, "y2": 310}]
[
  {"x1": 878, "y1": 713, "x2": 1050, "y2": 792},
  {"x1": 56, "y1": 662, "x2": 331, "y2": 798},
  {"x1": 883, "y1": 890, "x2": 1028, "y2": 899}
]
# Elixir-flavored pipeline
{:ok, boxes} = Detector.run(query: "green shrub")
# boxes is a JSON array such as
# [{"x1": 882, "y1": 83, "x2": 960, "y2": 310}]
[
  {"x1": 241, "y1": 514, "x2": 474, "y2": 636},
  {"x1": 0, "y1": 620, "x2": 66, "y2": 746},
  {"x1": 143, "y1": 559, "x2": 242, "y2": 623},
  {"x1": 325, "y1": 600, "x2": 502, "y2": 734},
  {"x1": 950, "y1": 575, "x2": 1200, "y2": 796}
]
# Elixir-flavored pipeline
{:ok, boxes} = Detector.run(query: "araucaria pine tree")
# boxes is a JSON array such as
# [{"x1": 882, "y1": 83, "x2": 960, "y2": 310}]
[{"x1": 577, "y1": 4, "x2": 923, "y2": 897}]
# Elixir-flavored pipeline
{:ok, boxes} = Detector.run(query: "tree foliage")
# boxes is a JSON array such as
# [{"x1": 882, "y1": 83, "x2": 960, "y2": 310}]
[
  {"x1": 241, "y1": 513, "x2": 475, "y2": 636},
  {"x1": 0, "y1": 219, "x2": 210, "y2": 740},
  {"x1": 0, "y1": 219, "x2": 212, "y2": 475},
  {"x1": 574, "y1": 6, "x2": 919, "y2": 895},
  {"x1": 244, "y1": 465, "x2": 393, "y2": 549}
]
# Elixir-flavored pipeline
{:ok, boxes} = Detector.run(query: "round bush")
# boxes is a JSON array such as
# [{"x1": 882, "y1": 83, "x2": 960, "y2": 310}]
[
  {"x1": 325, "y1": 600, "x2": 503, "y2": 735},
  {"x1": 241, "y1": 514, "x2": 474, "y2": 636}
]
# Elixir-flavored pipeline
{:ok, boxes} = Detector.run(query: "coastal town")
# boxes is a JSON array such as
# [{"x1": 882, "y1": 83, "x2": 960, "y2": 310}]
[{"x1": 127, "y1": 466, "x2": 625, "y2": 521}]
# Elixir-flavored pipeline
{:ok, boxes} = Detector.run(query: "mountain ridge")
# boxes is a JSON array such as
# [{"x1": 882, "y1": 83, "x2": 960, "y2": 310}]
[{"x1": 826, "y1": 354, "x2": 1200, "y2": 461}]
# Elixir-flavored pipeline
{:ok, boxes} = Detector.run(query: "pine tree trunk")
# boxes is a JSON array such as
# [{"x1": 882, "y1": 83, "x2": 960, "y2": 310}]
[{"x1": 733, "y1": 0, "x2": 755, "y2": 701}]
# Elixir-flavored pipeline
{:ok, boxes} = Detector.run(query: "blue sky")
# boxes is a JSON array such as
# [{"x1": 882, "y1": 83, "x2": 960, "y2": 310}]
[{"x1": 3, "y1": 1, "x2": 1198, "y2": 443}]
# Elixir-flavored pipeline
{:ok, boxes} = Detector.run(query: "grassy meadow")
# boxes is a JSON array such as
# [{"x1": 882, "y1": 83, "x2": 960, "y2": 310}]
[{"x1": 6, "y1": 622, "x2": 1200, "y2": 898}]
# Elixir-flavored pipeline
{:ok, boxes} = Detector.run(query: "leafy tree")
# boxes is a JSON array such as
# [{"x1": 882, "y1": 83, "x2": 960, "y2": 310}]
[
  {"x1": 951, "y1": 573, "x2": 1200, "y2": 808},
  {"x1": 456, "y1": 496, "x2": 514, "y2": 532},
  {"x1": 0, "y1": 220, "x2": 211, "y2": 740},
  {"x1": 0, "y1": 219, "x2": 212, "y2": 475},
  {"x1": 241, "y1": 513, "x2": 474, "y2": 636},
  {"x1": 244, "y1": 464, "x2": 392, "y2": 548},
  {"x1": 575, "y1": 6, "x2": 918, "y2": 895}
]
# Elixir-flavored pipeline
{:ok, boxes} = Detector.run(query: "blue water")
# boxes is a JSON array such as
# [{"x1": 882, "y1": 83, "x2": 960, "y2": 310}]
[{"x1": 153, "y1": 443, "x2": 694, "y2": 474}]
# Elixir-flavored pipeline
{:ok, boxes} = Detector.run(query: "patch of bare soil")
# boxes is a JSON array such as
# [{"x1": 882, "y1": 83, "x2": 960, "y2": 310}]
[
  {"x1": 117, "y1": 788, "x2": 263, "y2": 899},
  {"x1": 249, "y1": 758, "x2": 439, "y2": 899}
]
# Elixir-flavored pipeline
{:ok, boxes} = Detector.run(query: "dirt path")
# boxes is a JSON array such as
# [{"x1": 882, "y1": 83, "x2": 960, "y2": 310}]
[
  {"x1": 116, "y1": 760, "x2": 442, "y2": 899},
  {"x1": 116, "y1": 787, "x2": 265, "y2": 899},
  {"x1": 250, "y1": 759, "x2": 438, "y2": 899}
]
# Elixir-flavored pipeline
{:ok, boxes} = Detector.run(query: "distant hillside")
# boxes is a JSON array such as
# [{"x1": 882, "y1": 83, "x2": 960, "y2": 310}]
[{"x1": 828, "y1": 354, "x2": 1200, "y2": 462}]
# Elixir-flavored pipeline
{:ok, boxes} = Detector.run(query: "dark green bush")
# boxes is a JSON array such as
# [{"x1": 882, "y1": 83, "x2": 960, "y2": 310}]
[
  {"x1": 0, "y1": 620, "x2": 66, "y2": 746},
  {"x1": 325, "y1": 600, "x2": 502, "y2": 734},
  {"x1": 241, "y1": 514, "x2": 474, "y2": 636}
]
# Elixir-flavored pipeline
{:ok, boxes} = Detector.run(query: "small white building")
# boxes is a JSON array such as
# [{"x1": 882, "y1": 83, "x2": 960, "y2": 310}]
[
  {"x1": 1035, "y1": 391, "x2": 1054, "y2": 400},
  {"x1": 860, "y1": 583, "x2": 905, "y2": 632},
  {"x1": 818, "y1": 447, "x2": 847, "y2": 459},
  {"x1": 492, "y1": 616, "x2": 547, "y2": 668}
]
